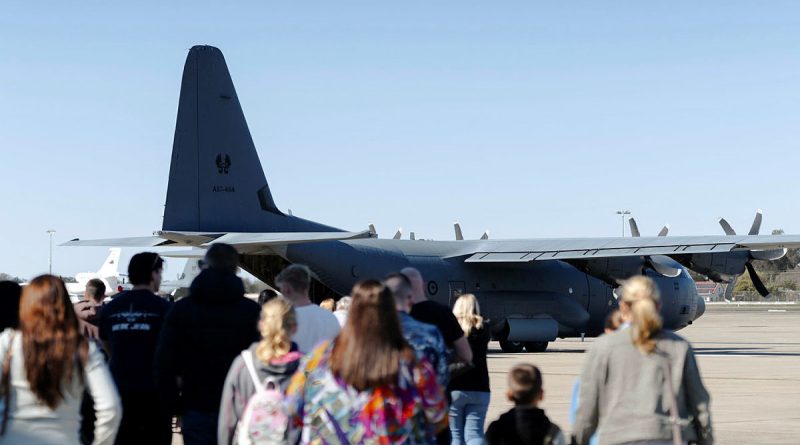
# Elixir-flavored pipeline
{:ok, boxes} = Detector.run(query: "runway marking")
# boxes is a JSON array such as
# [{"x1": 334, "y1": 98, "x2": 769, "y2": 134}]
[{"x1": 768, "y1": 309, "x2": 787, "y2": 312}]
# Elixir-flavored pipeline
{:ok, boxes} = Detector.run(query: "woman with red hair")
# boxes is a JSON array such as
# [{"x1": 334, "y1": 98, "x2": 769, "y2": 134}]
[{"x1": 0, "y1": 275, "x2": 121, "y2": 445}]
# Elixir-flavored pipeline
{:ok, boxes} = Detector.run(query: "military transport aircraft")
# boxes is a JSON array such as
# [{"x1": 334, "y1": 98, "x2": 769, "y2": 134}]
[{"x1": 65, "y1": 46, "x2": 800, "y2": 352}]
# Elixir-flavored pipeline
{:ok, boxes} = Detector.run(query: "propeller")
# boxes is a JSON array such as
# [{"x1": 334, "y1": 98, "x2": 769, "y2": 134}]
[
  {"x1": 454, "y1": 221, "x2": 464, "y2": 241},
  {"x1": 629, "y1": 218, "x2": 669, "y2": 237},
  {"x1": 718, "y1": 209, "x2": 786, "y2": 299},
  {"x1": 626, "y1": 218, "x2": 679, "y2": 276},
  {"x1": 454, "y1": 221, "x2": 490, "y2": 240},
  {"x1": 393, "y1": 228, "x2": 403, "y2": 240}
]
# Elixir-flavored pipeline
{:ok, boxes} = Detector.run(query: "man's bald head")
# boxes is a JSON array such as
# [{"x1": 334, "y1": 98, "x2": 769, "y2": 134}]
[
  {"x1": 400, "y1": 267, "x2": 426, "y2": 304},
  {"x1": 384, "y1": 273, "x2": 413, "y2": 312}
]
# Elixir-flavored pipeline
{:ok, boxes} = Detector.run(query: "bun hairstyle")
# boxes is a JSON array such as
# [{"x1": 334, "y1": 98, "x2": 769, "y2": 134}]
[
  {"x1": 255, "y1": 297, "x2": 297, "y2": 364},
  {"x1": 621, "y1": 276, "x2": 663, "y2": 353}
]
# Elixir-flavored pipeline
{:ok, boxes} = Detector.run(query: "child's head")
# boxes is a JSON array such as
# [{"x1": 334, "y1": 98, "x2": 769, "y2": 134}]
[
  {"x1": 604, "y1": 309, "x2": 625, "y2": 334},
  {"x1": 506, "y1": 363, "x2": 543, "y2": 406}
]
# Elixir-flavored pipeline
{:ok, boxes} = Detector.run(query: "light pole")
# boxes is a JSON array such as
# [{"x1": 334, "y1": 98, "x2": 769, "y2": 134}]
[
  {"x1": 46, "y1": 229, "x2": 56, "y2": 275},
  {"x1": 615, "y1": 210, "x2": 630, "y2": 237}
]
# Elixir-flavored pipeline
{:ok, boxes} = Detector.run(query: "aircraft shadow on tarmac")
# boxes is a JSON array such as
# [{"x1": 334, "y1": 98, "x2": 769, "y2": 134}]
[
  {"x1": 487, "y1": 347, "x2": 586, "y2": 355},
  {"x1": 693, "y1": 347, "x2": 800, "y2": 357}
]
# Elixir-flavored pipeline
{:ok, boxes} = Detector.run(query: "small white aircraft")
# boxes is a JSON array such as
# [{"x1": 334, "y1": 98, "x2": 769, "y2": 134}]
[
  {"x1": 158, "y1": 258, "x2": 202, "y2": 296},
  {"x1": 65, "y1": 248, "x2": 125, "y2": 298}
]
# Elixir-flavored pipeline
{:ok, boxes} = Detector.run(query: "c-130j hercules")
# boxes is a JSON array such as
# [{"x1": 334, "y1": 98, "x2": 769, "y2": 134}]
[{"x1": 67, "y1": 46, "x2": 800, "y2": 352}]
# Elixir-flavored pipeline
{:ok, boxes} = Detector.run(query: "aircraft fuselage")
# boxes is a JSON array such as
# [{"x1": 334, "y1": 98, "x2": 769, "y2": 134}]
[{"x1": 241, "y1": 238, "x2": 701, "y2": 342}]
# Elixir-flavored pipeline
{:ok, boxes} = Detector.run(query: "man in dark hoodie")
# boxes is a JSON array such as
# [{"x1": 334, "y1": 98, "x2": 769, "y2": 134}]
[
  {"x1": 155, "y1": 243, "x2": 261, "y2": 445},
  {"x1": 485, "y1": 364, "x2": 566, "y2": 445}
]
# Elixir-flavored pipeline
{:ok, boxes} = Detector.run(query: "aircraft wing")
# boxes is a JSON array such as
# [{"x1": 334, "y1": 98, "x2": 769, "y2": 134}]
[{"x1": 456, "y1": 234, "x2": 800, "y2": 263}]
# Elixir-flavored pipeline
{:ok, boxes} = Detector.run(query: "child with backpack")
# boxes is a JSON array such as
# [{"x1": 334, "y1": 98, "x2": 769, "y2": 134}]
[
  {"x1": 485, "y1": 364, "x2": 567, "y2": 445},
  {"x1": 217, "y1": 297, "x2": 304, "y2": 445}
]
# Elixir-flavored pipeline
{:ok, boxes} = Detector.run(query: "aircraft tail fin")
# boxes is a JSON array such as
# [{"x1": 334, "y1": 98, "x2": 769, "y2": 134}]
[
  {"x1": 178, "y1": 257, "x2": 202, "y2": 283},
  {"x1": 163, "y1": 45, "x2": 338, "y2": 234},
  {"x1": 97, "y1": 248, "x2": 121, "y2": 278}
]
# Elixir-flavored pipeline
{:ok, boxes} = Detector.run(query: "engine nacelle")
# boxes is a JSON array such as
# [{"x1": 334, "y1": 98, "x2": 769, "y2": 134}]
[
  {"x1": 693, "y1": 295, "x2": 706, "y2": 321},
  {"x1": 673, "y1": 251, "x2": 749, "y2": 283}
]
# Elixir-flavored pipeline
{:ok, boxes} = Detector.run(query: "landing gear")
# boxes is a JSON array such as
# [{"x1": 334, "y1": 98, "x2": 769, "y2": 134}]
[
  {"x1": 499, "y1": 339, "x2": 525, "y2": 353},
  {"x1": 524, "y1": 341, "x2": 548, "y2": 353}
]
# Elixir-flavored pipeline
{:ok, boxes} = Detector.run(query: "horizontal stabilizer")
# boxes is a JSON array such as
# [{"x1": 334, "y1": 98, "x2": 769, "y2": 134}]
[
  {"x1": 207, "y1": 230, "x2": 374, "y2": 247},
  {"x1": 62, "y1": 236, "x2": 171, "y2": 247}
]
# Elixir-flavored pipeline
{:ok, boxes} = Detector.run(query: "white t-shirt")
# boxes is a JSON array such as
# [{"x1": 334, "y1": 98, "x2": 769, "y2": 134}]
[
  {"x1": 293, "y1": 305, "x2": 341, "y2": 353},
  {"x1": 333, "y1": 310, "x2": 348, "y2": 327}
]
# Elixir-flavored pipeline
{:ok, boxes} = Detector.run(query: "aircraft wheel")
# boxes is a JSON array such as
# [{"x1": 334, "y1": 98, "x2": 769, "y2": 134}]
[
  {"x1": 524, "y1": 341, "x2": 549, "y2": 353},
  {"x1": 499, "y1": 339, "x2": 525, "y2": 353}
]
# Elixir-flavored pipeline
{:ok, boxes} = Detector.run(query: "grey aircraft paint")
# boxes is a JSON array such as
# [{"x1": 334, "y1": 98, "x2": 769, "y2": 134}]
[{"x1": 67, "y1": 45, "x2": 800, "y2": 352}]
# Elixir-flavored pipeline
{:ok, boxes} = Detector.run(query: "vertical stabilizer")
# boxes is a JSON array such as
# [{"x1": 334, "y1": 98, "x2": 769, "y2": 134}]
[
  {"x1": 98, "y1": 248, "x2": 121, "y2": 278},
  {"x1": 163, "y1": 45, "x2": 338, "y2": 234}
]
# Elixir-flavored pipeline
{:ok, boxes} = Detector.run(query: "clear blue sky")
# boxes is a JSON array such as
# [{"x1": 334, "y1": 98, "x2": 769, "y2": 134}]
[{"x1": 1, "y1": 1, "x2": 799, "y2": 279}]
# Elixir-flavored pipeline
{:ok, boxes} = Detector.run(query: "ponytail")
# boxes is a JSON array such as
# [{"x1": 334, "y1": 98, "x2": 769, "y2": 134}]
[
  {"x1": 255, "y1": 297, "x2": 296, "y2": 364},
  {"x1": 621, "y1": 276, "x2": 663, "y2": 353}
]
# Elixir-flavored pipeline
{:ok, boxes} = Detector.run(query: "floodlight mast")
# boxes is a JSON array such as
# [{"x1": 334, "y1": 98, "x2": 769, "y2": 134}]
[{"x1": 46, "y1": 229, "x2": 56, "y2": 274}]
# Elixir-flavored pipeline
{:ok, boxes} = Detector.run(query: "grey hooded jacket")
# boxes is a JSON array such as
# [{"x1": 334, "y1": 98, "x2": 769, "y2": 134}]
[{"x1": 574, "y1": 329, "x2": 713, "y2": 445}]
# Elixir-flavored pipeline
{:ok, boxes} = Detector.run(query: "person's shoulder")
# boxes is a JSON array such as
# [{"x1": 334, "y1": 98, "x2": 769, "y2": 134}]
[
  {"x1": 417, "y1": 299, "x2": 449, "y2": 313},
  {"x1": 657, "y1": 329, "x2": 688, "y2": 343},
  {"x1": 655, "y1": 329, "x2": 691, "y2": 353},
  {"x1": 241, "y1": 296, "x2": 261, "y2": 309},
  {"x1": 0, "y1": 328, "x2": 14, "y2": 346},
  {"x1": 417, "y1": 318, "x2": 443, "y2": 340},
  {"x1": 545, "y1": 421, "x2": 567, "y2": 445},
  {"x1": 470, "y1": 324, "x2": 490, "y2": 339},
  {"x1": 302, "y1": 305, "x2": 339, "y2": 322},
  {"x1": 99, "y1": 294, "x2": 124, "y2": 313}
]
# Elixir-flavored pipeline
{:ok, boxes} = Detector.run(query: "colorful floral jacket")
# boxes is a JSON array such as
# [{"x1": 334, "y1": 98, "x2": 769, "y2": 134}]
[{"x1": 285, "y1": 340, "x2": 447, "y2": 444}]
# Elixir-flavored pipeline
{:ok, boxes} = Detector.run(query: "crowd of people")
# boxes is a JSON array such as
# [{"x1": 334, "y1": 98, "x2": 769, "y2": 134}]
[{"x1": 0, "y1": 243, "x2": 714, "y2": 445}]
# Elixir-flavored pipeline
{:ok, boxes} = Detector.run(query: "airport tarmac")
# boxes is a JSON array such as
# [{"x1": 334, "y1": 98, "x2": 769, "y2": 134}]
[{"x1": 486, "y1": 304, "x2": 800, "y2": 445}]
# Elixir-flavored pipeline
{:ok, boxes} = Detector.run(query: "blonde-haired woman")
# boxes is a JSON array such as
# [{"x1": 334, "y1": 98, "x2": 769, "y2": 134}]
[
  {"x1": 449, "y1": 293, "x2": 491, "y2": 445},
  {"x1": 217, "y1": 297, "x2": 304, "y2": 445},
  {"x1": 574, "y1": 276, "x2": 713, "y2": 445}
]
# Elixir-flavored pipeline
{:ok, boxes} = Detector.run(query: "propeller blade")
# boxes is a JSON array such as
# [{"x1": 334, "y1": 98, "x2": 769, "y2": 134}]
[
  {"x1": 368, "y1": 223, "x2": 377, "y2": 236},
  {"x1": 724, "y1": 276, "x2": 737, "y2": 301},
  {"x1": 750, "y1": 248, "x2": 787, "y2": 261},
  {"x1": 657, "y1": 225, "x2": 669, "y2": 237},
  {"x1": 629, "y1": 218, "x2": 641, "y2": 237},
  {"x1": 748, "y1": 209, "x2": 763, "y2": 235},
  {"x1": 410, "y1": 232, "x2": 416, "y2": 240},
  {"x1": 393, "y1": 228, "x2": 403, "y2": 240},
  {"x1": 454, "y1": 221, "x2": 464, "y2": 241},
  {"x1": 480, "y1": 230, "x2": 489, "y2": 240},
  {"x1": 718, "y1": 217, "x2": 736, "y2": 236},
  {"x1": 744, "y1": 262, "x2": 771, "y2": 298},
  {"x1": 647, "y1": 255, "x2": 682, "y2": 278}
]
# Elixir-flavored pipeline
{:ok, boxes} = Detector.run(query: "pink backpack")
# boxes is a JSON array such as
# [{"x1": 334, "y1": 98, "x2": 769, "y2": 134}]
[{"x1": 236, "y1": 351, "x2": 290, "y2": 445}]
